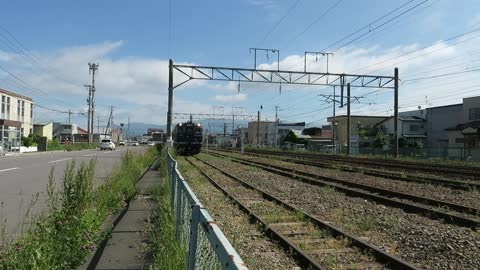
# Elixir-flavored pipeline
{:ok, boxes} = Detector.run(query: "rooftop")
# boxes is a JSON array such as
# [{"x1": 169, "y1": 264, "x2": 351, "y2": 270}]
[{"x1": 0, "y1": 88, "x2": 33, "y2": 102}]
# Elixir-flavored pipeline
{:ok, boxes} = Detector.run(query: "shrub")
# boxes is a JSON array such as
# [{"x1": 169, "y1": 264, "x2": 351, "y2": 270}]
[{"x1": 0, "y1": 148, "x2": 158, "y2": 269}]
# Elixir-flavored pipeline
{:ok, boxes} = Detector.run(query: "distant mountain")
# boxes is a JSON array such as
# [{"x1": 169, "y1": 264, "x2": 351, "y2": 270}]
[{"x1": 117, "y1": 122, "x2": 166, "y2": 136}]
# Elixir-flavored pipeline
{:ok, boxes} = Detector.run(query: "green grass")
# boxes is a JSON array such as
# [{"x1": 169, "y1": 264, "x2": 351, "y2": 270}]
[
  {"x1": 147, "y1": 149, "x2": 188, "y2": 270},
  {"x1": 47, "y1": 140, "x2": 99, "y2": 152},
  {"x1": 0, "y1": 148, "x2": 157, "y2": 269}
]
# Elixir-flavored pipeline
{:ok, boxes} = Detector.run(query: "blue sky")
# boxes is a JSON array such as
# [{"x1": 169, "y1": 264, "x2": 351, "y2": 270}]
[{"x1": 1, "y1": 0, "x2": 480, "y2": 129}]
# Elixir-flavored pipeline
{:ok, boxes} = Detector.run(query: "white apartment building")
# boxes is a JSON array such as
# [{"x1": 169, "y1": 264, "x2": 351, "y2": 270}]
[{"x1": 1, "y1": 88, "x2": 34, "y2": 153}]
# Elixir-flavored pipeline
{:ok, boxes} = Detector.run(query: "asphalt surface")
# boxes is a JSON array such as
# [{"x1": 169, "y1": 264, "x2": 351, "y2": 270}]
[{"x1": 0, "y1": 146, "x2": 148, "y2": 239}]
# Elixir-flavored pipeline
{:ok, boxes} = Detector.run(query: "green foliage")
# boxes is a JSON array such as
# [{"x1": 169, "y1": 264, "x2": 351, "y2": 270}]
[
  {"x1": 148, "y1": 149, "x2": 188, "y2": 269},
  {"x1": 46, "y1": 140, "x2": 98, "y2": 152},
  {"x1": 373, "y1": 131, "x2": 390, "y2": 148},
  {"x1": 0, "y1": 148, "x2": 158, "y2": 269},
  {"x1": 282, "y1": 130, "x2": 309, "y2": 146}
]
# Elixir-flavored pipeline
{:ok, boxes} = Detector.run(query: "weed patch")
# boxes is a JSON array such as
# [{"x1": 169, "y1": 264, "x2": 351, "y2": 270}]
[{"x1": 0, "y1": 148, "x2": 157, "y2": 269}]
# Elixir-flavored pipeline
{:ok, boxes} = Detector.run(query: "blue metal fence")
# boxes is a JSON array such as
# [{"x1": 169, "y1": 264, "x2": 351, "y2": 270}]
[{"x1": 167, "y1": 150, "x2": 248, "y2": 270}]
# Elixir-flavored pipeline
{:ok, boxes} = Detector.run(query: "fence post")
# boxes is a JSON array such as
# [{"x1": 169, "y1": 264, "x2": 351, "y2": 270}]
[
  {"x1": 187, "y1": 204, "x2": 201, "y2": 270},
  {"x1": 175, "y1": 178, "x2": 183, "y2": 239},
  {"x1": 170, "y1": 171, "x2": 176, "y2": 210}
]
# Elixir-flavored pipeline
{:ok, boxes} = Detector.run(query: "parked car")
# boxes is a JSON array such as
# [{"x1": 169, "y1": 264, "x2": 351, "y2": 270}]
[
  {"x1": 100, "y1": 139, "x2": 116, "y2": 150},
  {"x1": 129, "y1": 141, "x2": 139, "y2": 146},
  {"x1": 118, "y1": 141, "x2": 125, "y2": 146},
  {"x1": 147, "y1": 141, "x2": 155, "y2": 146}
]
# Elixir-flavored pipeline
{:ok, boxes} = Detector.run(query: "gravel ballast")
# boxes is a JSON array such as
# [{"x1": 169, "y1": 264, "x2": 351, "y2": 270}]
[{"x1": 200, "y1": 154, "x2": 480, "y2": 270}]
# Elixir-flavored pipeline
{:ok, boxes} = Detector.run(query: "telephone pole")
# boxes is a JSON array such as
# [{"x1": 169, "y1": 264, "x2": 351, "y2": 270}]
[
  {"x1": 84, "y1": 84, "x2": 92, "y2": 144},
  {"x1": 347, "y1": 83, "x2": 351, "y2": 156},
  {"x1": 88, "y1": 62, "x2": 99, "y2": 143},
  {"x1": 68, "y1": 109, "x2": 72, "y2": 124},
  {"x1": 274, "y1": 106, "x2": 279, "y2": 148}
]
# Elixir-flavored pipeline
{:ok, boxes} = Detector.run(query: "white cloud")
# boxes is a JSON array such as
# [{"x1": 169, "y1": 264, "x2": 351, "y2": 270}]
[{"x1": 214, "y1": 93, "x2": 247, "y2": 102}]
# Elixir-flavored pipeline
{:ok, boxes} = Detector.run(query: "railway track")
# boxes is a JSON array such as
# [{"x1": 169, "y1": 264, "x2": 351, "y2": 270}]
[
  {"x1": 186, "y1": 157, "x2": 419, "y2": 270},
  {"x1": 213, "y1": 149, "x2": 480, "y2": 191},
  {"x1": 233, "y1": 148, "x2": 480, "y2": 180},
  {"x1": 207, "y1": 151, "x2": 480, "y2": 229}
]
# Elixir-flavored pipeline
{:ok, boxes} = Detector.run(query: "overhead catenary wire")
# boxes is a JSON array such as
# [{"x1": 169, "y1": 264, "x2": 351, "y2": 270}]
[{"x1": 260, "y1": 0, "x2": 301, "y2": 45}]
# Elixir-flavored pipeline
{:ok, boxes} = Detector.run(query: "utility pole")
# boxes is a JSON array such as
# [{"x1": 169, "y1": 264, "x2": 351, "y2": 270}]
[
  {"x1": 257, "y1": 109, "x2": 261, "y2": 147},
  {"x1": 67, "y1": 109, "x2": 72, "y2": 124},
  {"x1": 332, "y1": 86, "x2": 336, "y2": 154},
  {"x1": 274, "y1": 106, "x2": 279, "y2": 148},
  {"x1": 394, "y1": 68, "x2": 399, "y2": 158},
  {"x1": 128, "y1": 117, "x2": 131, "y2": 141},
  {"x1": 167, "y1": 59, "x2": 174, "y2": 145},
  {"x1": 232, "y1": 115, "x2": 235, "y2": 135},
  {"x1": 110, "y1": 106, "x2": 114, "y2": 137},
  {"x1": 84, "y1": 84, "x2": 92, "y2": 144},
  {"x1": 347, "y1": 83, "x2": 351, "y2": 156},
  {"x1": 97, "y1": 115, "x2": 100, "y2": 134},
  {"x1": 88, "y1": 63, "x2": 99, "y2": 143}
]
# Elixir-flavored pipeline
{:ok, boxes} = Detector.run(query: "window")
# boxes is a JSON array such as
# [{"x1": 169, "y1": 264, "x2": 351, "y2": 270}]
[
  {"x1": 469, "y1": 108, "x2": 480, "y2": 120},
  {"x1": 21, "y1": 101, "x2": 25, "y2": 122},
  {"x1": 455, "y1": 138, "x2": 464, "y2": 144},
  {"x1": 409, "y1": 125, "x2": 419, "y2": 131},
  {"x1": 17, "y1": 100, "x2": 20, "y2": 121},
  {"x1": 6, "y1": 97, "x2": 10, "y2": 120},
  {"x1": 30, "y1": 104, "x2": 33, "y2": 120},
  {"x1": 1, "y1": 95, "x2": 4, "y2": 119}
]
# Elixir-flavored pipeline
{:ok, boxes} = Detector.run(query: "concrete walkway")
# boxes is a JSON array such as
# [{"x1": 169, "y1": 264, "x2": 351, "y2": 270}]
[{"x1": 94, "y1": 169, "x2": 160, "y2": 270}]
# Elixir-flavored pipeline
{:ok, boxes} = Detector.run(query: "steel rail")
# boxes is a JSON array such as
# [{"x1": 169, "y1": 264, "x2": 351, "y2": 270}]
[
  {"x1": 213, "y1": 149, "x2": 479, "y2": 191},
  {"x1": 207, "y1": 152, "x2": 480, "y2": 228},
  {"x1": 184, "y1": 159, "x2": 326, "y2": 270},
  {"x1": 189, "y1": 157, "x2": 420, "y2": 270},
  {"x1": 244, "y1": 149, "x2": 480, "y2": 179}
]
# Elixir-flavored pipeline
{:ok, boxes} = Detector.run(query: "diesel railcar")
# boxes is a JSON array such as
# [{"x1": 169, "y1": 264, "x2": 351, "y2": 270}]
[{"x1": 173, "y1": 121, "x2": 203, "y2": 155}]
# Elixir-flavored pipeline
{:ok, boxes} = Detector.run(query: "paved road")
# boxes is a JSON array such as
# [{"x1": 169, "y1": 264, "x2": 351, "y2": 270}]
[{"x1": 0, "y1": 146, "x2": 148, "y2": 238}]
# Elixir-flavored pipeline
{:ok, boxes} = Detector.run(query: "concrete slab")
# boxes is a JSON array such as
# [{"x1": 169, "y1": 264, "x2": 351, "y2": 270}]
[
  {"x1": 95, "y1": 232, "x2": 148, "y2": 270},
  {"x1": 137, "y1": 171, "x2": 161, "y2": 183},
  {"x1": 137, "y1": 182, "x2": 157, "y2": 195},
  {"x1": 114, "y1": 210, "x2": 148, "y2": 233},
  {"x1": 128, "y1": 198, "x2": 156, "y2": 211}
]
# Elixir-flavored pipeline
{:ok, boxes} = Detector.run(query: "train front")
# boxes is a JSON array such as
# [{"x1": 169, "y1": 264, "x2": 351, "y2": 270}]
[{"x1": 174, "y1": 122, "x2": 203, "y2": 155}]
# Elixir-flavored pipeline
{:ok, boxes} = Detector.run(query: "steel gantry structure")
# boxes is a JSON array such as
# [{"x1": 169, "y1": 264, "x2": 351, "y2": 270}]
[{"x1": 167, "y1": 59, "x2": 400, "y2": 157}]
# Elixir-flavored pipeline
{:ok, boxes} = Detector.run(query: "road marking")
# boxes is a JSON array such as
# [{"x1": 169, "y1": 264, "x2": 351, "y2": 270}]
[
  {"x1": 48, "y1": 158, "x2": 71, "y2": 164},
  {"x1": 0, "y1": 167, "x2": 18, "y2": 172},
  {"x1": 83, "y1": 154, "x2": 97, "y2": 157}
]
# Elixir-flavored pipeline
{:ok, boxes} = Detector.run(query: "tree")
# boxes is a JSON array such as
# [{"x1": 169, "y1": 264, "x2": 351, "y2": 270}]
[
  {"x1": 358, "y1": 129, "x2": 370, "y2": 147},
  {"x1": 373, "y1": 131, "x2": 390, "y2": 148},
  {"x1": 282, "y1": 130, "x2": 309, "y2": 146}
]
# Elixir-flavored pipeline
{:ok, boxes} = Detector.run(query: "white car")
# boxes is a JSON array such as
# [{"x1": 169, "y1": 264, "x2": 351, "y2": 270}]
[
  {"x1": 118, "y1": 141, "x2": 125, "y2": 146},
  {"x1": 147, "y1": 141, "x2": 155, "y2": 146},
  {"x1": 100, "y1": 139, "x2": 116, "y2": 150},
  {"x1": 129, "y1": 141, "x2": 139, "y2": 146}
]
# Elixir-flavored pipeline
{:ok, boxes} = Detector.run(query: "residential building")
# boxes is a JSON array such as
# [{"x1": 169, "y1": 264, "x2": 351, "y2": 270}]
[
  {"x1": 327, "y1": 115, "x2": 388, "y2": 148},
  {"x1": 1, "y1": 88, "x2": 34, "y2": 154},
  {"x1": 303, "y1": 127, "x2": 333, "y2": 146},
  {"x1": 33, "y1": 122, "x2": 54, "y2": 141},
  {"x1": 277, "y1": 122, "x2": 305, "y2": 143},
  {"x1": 247, "y1": 121, "x2": 276, "y2": 146},
  {"x1": 375, "y1": 115, "x2": 427, "y2": 146},
  {"x1": 53, "y1": 123, "x2": 80, "y2": 143}
]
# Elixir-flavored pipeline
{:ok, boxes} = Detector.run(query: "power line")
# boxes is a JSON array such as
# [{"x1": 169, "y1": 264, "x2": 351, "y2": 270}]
[
  {"x1": 331, "y1": 0, "x2": 429, "y2": 53},
  {"x1": 261, "y1": 0, "x2": 301, "y2": 44},
  {"x1": 285, "y1": 0, "x2": 343, "y2": 46},
  {"x1": 0, "y1": 24, "x2": 82, "y2": 87},
  {"x1": 403, "y1": 68, "x2": 480, "y2": 83}
]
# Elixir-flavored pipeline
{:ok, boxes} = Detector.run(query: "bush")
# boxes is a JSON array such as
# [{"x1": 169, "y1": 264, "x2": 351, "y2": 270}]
[{"x1": 0, "y1": 148, "x2": 158, "y2": 269}]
